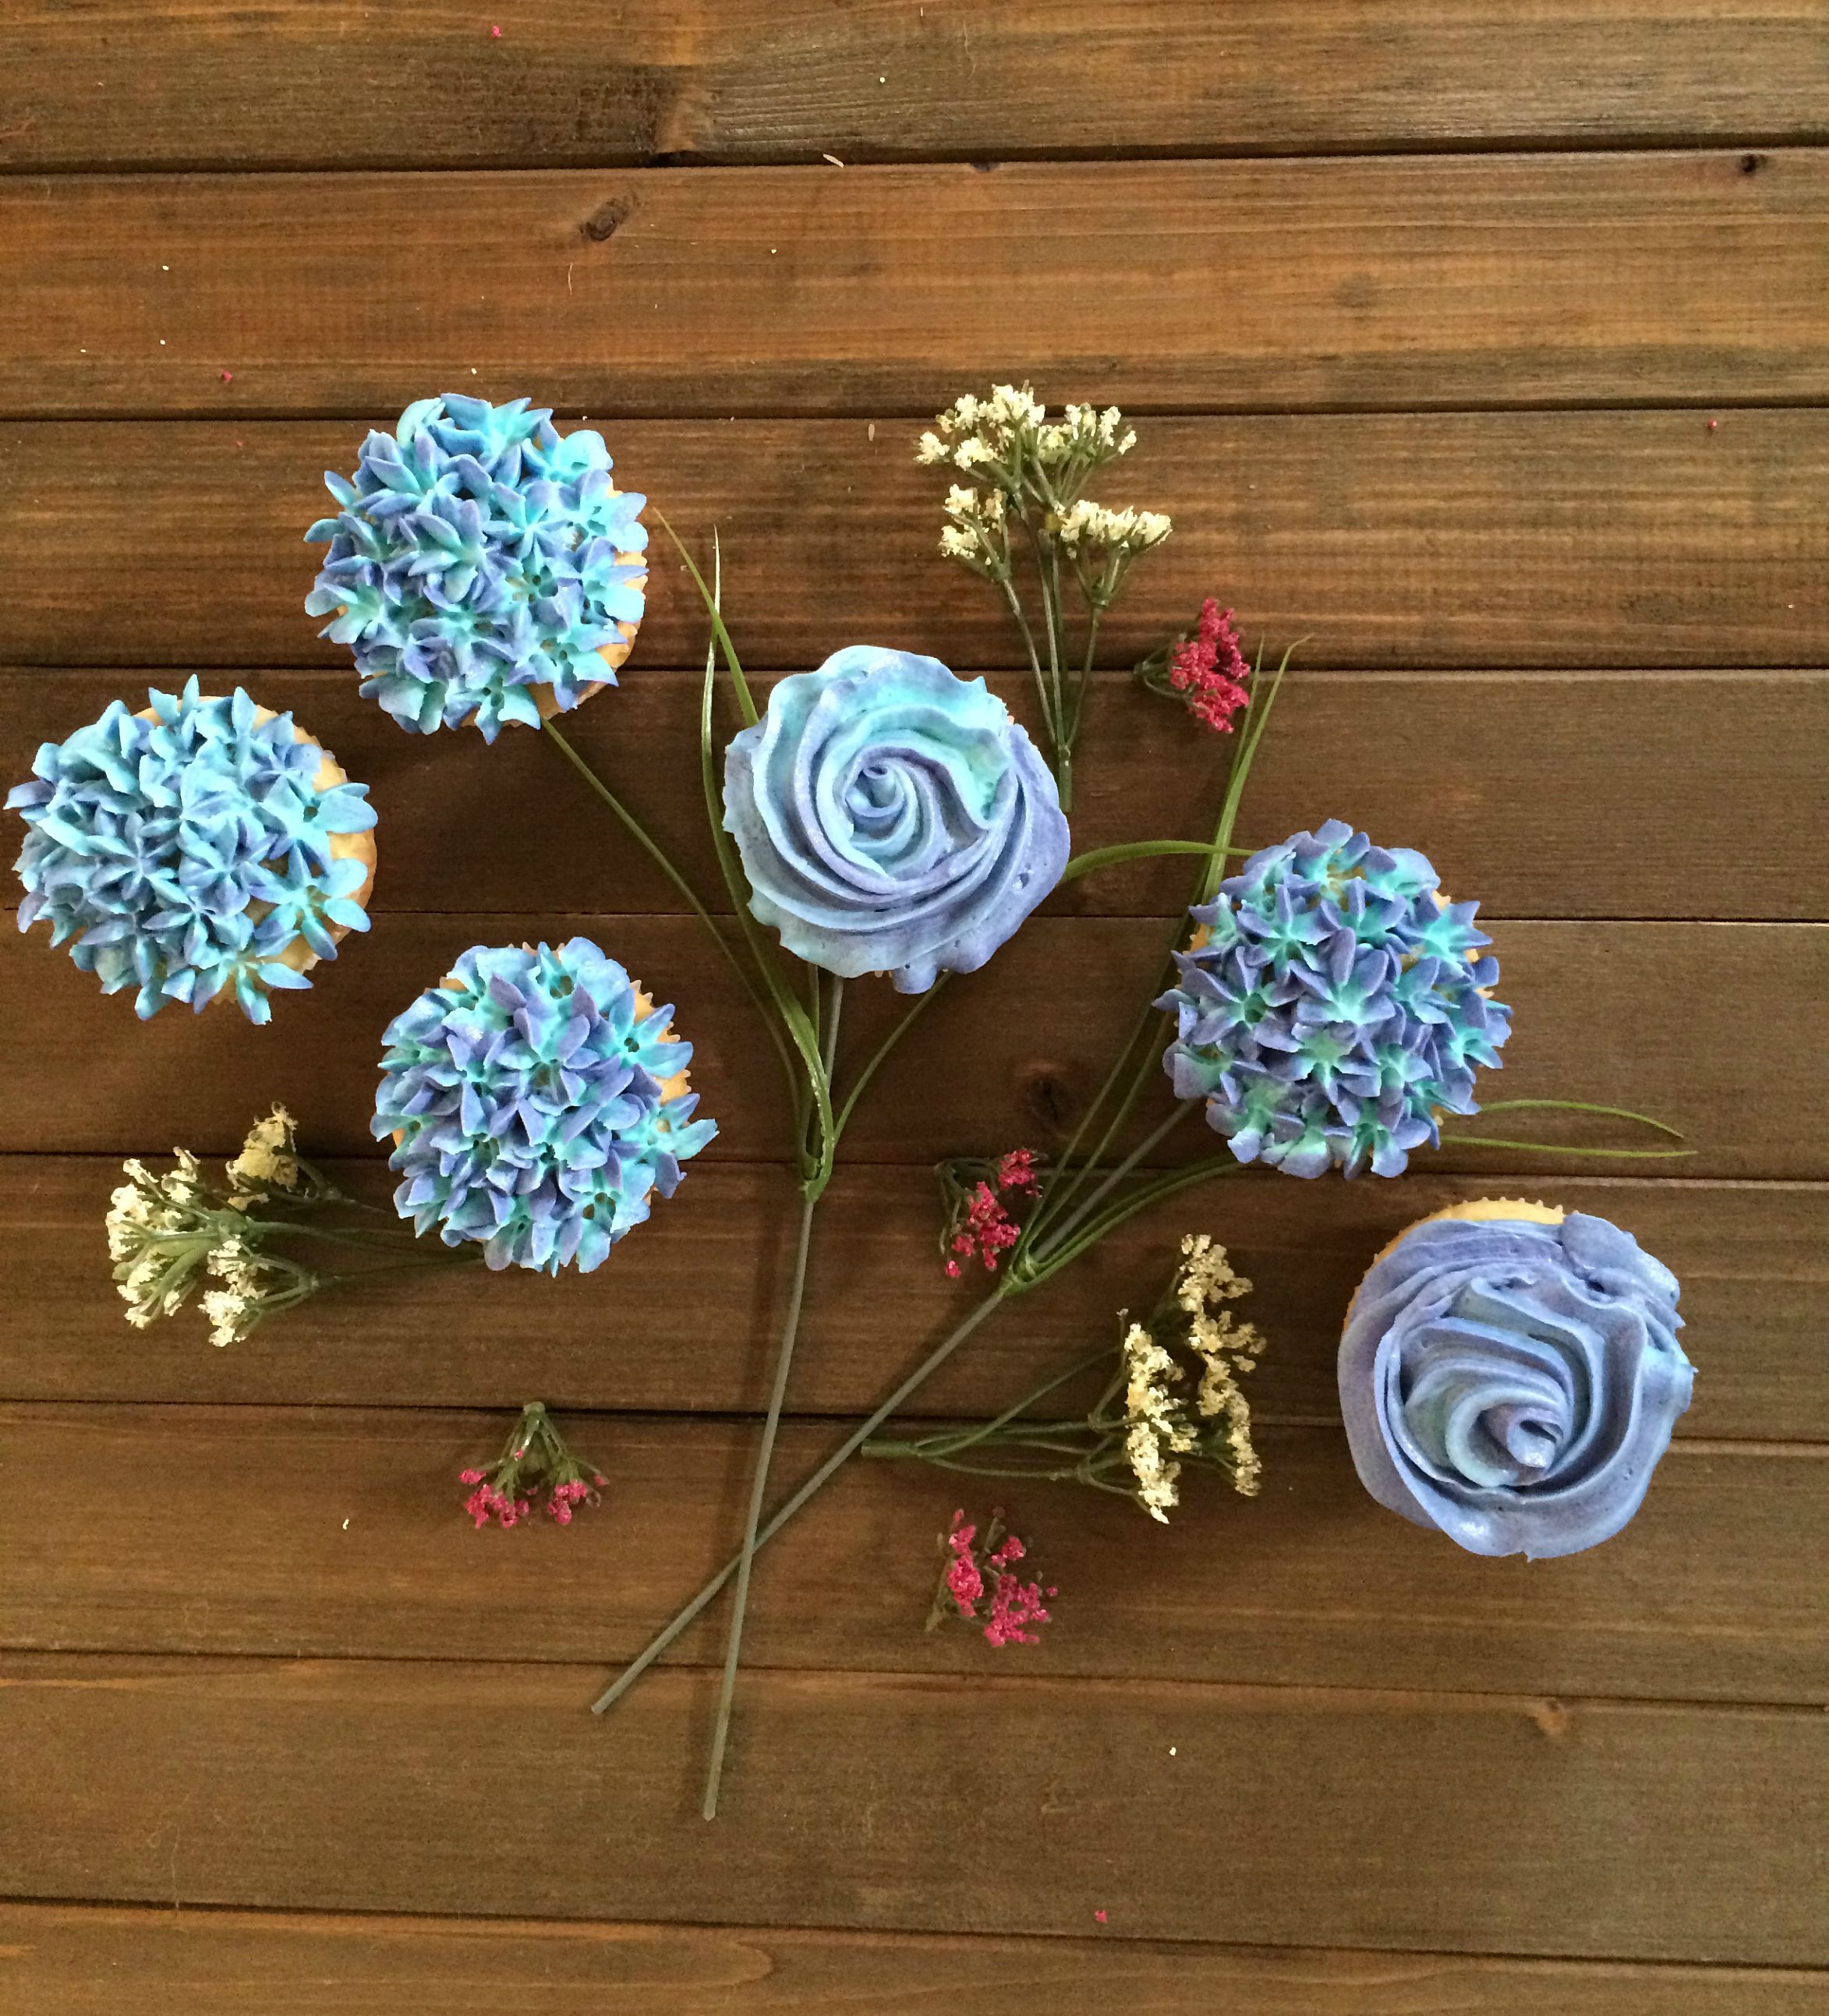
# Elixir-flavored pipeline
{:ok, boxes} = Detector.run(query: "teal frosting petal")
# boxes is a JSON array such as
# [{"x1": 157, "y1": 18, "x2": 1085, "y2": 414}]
[
  {"x1": 373, "y1": 937, "x2": 715, "y2": 1274},
  {"x1": 7, "y1": 685, "x2": 374, "y2": 1021},
  {"x1": 1156, "y1": 819, "x2": 1510, "y2": 1179},
  {"x1": 306, "y1": 394, "x2": 648, "y2": 743}
]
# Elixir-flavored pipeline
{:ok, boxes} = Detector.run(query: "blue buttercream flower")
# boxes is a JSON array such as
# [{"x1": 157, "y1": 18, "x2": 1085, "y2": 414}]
[
  {"x1": 373, "y1": 938, "x2": 716, "y2": 1273},
  {"x1": 306, "y1": 394, "x2": 647, "y2": 742},
  {"x1": 722, "y1": 647, "x2": 1070, "y2": 993},
  {"x1": 1340, "y1": 1201, "x2": 1693, "y2": 1557},
  {"x1": 6, "y1": 680, "x2": 377, "y2": 1023},
  {"x1": 1157, "y1": 819, "x2": 1510, "y2": 1177}
]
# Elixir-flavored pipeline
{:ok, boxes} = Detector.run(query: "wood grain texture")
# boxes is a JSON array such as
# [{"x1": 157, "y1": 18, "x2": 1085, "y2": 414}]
[
  {"x1": 5, "y1": 415, "x2": 1822, "y2": 672},
  {"x1": 5, "y1": 153, "x2": 1825, "y2": 416},
  {"x1": 5, "y1": 1909, "x2": 1821, "y2": 2016},
  {"x1": 2, "y1": 912, "x2": 1820, "y2": 1175},
  {"x1": 4, "y1": 1160, "x2": 1814, "y2": 1440},
  {"x1": 9, "y1": 667, "x2": 1825, "y2": 922},
  {"x1": 3, "y1": 1654, "x2": 1822, "y2": 1961},
  {"x1": 5, "y1": 2, "x2": 1826, "y2": 172},
  {"x1": 5, "y1": 1405, "x2": 1820, "y2": 1704}
]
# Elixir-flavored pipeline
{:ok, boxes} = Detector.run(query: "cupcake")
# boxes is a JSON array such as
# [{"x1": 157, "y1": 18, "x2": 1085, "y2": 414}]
[
  {"x1": 1157, "y1": 821, "x2": 1511, "y2": 1180},
  {"x1": 373, "y1": 938, "x2": 716, "y2": 1273},
  {"x1": 6, "y1": 681, "x2": 377, "y2": 1022},
  {"x1": 306, "y1": 394, "x2": 647, "y2": 741},
  {"x1": 1339, "y1": 1199, "x2": 1693, "y2": 1558}
]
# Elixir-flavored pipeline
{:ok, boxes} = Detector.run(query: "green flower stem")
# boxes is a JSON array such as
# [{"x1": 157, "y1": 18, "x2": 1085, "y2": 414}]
[
  {"x1": 700, "y1": 1182, "x2": 820, "y2": 1820},
  {"x1": 832, "y1": 975, "x2": 949, "y2": 1148},
  {"x1": 1021, "y1": 1101, "x2": 1198, "y2": 1275},
  {"x1": 235, "y1": 1221, "x2": 453, "y2": 1260},
  {"x1": 701, "y1": 973, "x2": 844, "y2": 1819},
  {"x1": 1023, "y1": 645, "x2": 1291, "y2": 1247},
  {"x1": 865, "y1": 1345, "x2": 1112, "y2": 1462},
  {"x1": 999, "y1": 574, "x2": 1057, "y2": 762},
  {"x1": 1059, "y1": 839, "x2": 1255, "y2": 886},
  {"x1": 1025, "y1": 1157, "x2": 1249, "y2": 1283},
  {"x1": 1066, "y1": 602, "x2": 1101, "y2": 747},
  {"x1": 1438, "y1": 1135, "x2": 1696, "y2": 1159},
  {"x1": 592, "y1": 1280, "x2": 1014, "y2": 1721},
  {"x1": 1470, "y1": 1098, "x2": 1686, "y2": 1138}
]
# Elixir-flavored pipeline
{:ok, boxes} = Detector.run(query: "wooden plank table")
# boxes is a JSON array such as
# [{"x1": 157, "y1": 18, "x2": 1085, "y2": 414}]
[{"x1": 1, "y1": 6, "x2": 1824, "y2": 2010}]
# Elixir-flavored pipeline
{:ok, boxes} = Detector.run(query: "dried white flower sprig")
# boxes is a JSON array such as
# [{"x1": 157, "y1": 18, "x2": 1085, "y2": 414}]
[
  {"x1": 108, "y1": 1108, "x2": 474, "y2": 1347},
  {"x1": 864, "y1": 1234, "x2": 1266, "y2": 1521},
  {"x1": 917, "y1": 384, "x2": 1171, "y2": 809}
]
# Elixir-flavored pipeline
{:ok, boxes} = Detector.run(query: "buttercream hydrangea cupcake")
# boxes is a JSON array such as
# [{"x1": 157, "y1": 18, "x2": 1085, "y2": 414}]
[
  {"x1": 7, "y1": 681, "x2": 377, "y2": 1022},
  {"x1": 722, "y1": 645, "x2": 1070, "y2": 992},
  {"x1": 373, "y1": 937, "x2": 715, "y2": 1272},
  {"x1": 1340, "y1": 1200, "x2": 1693, "y2": 1557},
  {"x1": 1157, "y1": 819, "x2": 1510, "y2": 1177},
  {"x1": 306, "y1": 394, "x2": 646, "y2": 741}
]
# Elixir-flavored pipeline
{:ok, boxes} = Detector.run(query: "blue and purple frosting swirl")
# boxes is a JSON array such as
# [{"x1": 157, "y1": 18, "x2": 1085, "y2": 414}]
[
  {"x1": 373, "y1": 937, "x2": 715, "y2": 1272},
  {"x1": 1340, "y1": 1203, "x2": 1693, "y2": 1558},
  {"x1": 306, "y1": 394, "x2": 647, "y2": 741},
  {"x1": 6, "y1": 680, "x2": 376, "y2": 1022},
  {"x1": 723, "y1": 647, "x2": 1069, "y2": 992},
  {"x1": 1158, "y1": 819, "x2": 1510, "y2": 1177}
]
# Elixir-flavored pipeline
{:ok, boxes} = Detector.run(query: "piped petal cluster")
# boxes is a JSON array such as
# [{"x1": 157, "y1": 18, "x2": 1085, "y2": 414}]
[
  {"x1": 1340, "y1": 1204, "x2": 1692, "y2": 1557},
  {"x1": 723, "y1": 647, "x2": 1070, "y2": 992},
  {"x1": 1157, "y1": 819, "x2": 1510, "y2": 1178},
  {"x1": 306, "y1": 394, "x2": 647, "y2": 741},
  {"x1": 373, "y1": 938, "x2": 715, "y2": 1272},
  {"x1": 6, "y1": 679, "x2": 376, "y2": 1021}
]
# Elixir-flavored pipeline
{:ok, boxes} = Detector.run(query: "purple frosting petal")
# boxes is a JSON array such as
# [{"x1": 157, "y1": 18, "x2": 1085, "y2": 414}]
[
  {"x1": 723, "y1": 646, "x2": 1069, "y2": 992},
  {"x1": 1339, "y1": 1210, "x2": 1693, "y2": 1558}
]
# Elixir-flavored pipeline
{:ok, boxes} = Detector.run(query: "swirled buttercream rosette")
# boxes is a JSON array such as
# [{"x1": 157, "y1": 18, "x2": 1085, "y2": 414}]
[
  {"x1": 1339, "y1": 1200, "x2": 1693, "y2": 1558},
  {"x1": 722, "y1": 646, "x2": 1070, "y2": 993},
  {"x1": 1156, "y1": 819, "x2": 1510, "y2": 1178},
  {"x1": 373, "y1": 937, "x2": 716, "y2": 1273},
  {"x1": 6, "y1": 680, "x2": 377, "y2": 1022},
  {"x1": 306, "y1": 394, "x2": 647, "y2": 742}
]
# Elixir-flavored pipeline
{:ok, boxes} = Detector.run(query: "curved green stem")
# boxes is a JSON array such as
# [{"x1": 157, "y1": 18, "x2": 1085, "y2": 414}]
[
  {"x1": 700, "y1": 1182, "x2": 821, "y2": 1820},
  {"x1": 1438, "y1": 1135, "x2": 1696, "y2": 1159},
  {"x1": 1026, "y1": 1156, "x2": 1248, "y2": 1282},
  {"x1": 832, "y1": 977, "x2": 949, "y2": 1147},
  {"x1": 1024, "y1": 1102, "x2": 1198, "y2": 1272},
  {"x1": 1060, "y1": 839, "x2": 1255, "y2": 886},
  {"x1": 1470, "y1": 1098, "x2": 1686, "y2": 1140}
]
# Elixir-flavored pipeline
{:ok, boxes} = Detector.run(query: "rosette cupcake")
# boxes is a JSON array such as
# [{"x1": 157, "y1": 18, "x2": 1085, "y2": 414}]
[
  {"x1": 722, "y1": 645, "x2": 1070, "y2": 992},
  {"x1": 306, "y1": 394, "x2": 647, "y2": 741},
  {"x1": 373, "y1": 937, "x2": 715, "y2": 1272},
  {"x1": 1157, "y1": 819, "x2": 1510, "y2": 1177},
  {"x1": 1340, "y1": 1200, "x2": 1693, "y2": 1558},
  {"x1": 6, "y1": 680, "x2": 377, "y2": 1022}
]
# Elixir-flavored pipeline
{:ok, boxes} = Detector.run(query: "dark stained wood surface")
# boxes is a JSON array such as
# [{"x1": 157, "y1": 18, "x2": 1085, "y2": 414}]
[
  {"x1": 1, "y1": 3, "x2": 1824, "y2": 2003},
  {"x1": 5, "y1": 1405, "x2": 1822, "y2": 1703},
  {"x1": 8, "y1": 1908, "x2": 1827, "y2": 2016},
  {"x1": 7, "y1": 667, "x2": 1825, "y2": 921},
  {"x1": 6, "y1": 1903, "x2": 1823, "y2": 2016},
  {"x1": 2, "y1": 1162, "x2": 1820, "y2": 1440},
  {"x1": 5, "y1": 1654, "x2": 1824, "y2": 1962},
  {"x1": 5, "y1": 2, "x2": 1826, "y2": 171},
  {"x1": 2, "y1": 912, "x2": 1822, "y2": 1176},
  {"x1": 5, "y1": 155, "x2": 1826, "y2": 416},
  {"x1": 5, "y1": 416, "x2": 1823, "y2": 673}
]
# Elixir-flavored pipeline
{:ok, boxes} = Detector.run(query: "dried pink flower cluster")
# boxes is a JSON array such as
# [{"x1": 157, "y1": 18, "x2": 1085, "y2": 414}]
[
  {"x1": 930, "y1": 1509, "x2": 1056, "y2": 1647},
  {"x1": 1135, "y1": 596, "x2": 1253, "y2": 734},
  {"x1": 1166, "y1": 599, "x2": 1251, "y2": 734},
  {"x1": 459, "y1": 1402, "x2": 606, "y2": 1531},
  {"x1": 942, "y1": 1147, "x2": 1042, "y2": 1278}
]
